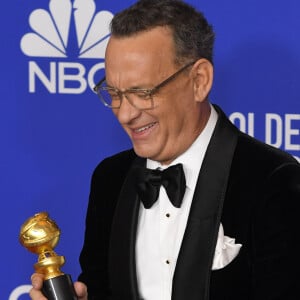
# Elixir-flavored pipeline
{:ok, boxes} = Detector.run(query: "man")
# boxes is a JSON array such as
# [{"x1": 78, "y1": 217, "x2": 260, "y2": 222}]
[{"x1": 30, "y1": 0, "x2": 300, "y2": 299}]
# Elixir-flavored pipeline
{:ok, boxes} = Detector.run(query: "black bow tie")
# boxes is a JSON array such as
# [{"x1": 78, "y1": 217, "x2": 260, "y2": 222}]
[{"x1": 134, "y1": 163, "x2": 186, "y2": 209}]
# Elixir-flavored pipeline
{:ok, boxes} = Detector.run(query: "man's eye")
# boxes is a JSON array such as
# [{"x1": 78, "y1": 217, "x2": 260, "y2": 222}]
[
  {"x1": 134, "y1": 91, "x2": 151, "y2": 100},
  {"x1": 108, "y1": 91, "x2": 119, "y2": 99}
]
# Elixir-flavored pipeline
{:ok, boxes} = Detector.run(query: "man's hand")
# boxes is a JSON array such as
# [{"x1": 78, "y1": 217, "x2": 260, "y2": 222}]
[{"x1": 30, "y1": 273, "x2": 88, "y2": 300}]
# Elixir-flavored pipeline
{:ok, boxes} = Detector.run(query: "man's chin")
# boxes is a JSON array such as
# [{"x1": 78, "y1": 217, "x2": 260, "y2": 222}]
[{"x1": 132, "y1": 145, "x2": 155, "y2": 160}]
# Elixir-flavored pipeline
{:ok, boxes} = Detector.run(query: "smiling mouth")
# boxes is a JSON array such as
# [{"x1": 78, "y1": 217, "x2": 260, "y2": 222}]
[{"x1": 134, "y1": 122, "x2": 157, "y2": 133}]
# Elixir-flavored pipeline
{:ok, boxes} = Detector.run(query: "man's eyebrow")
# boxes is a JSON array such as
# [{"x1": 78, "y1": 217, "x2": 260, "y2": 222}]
[
  {"x1": 106, "y1": 83, "x2": 152, "y2": 91},
  {"x1": 127, "y1": 86, "x2": 152, "y2": 90}
]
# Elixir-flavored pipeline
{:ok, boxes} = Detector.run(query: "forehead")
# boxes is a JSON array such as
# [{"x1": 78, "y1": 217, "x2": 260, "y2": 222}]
[{"x1": 105, "y1": 27, "x2": 177, "y2": 73}]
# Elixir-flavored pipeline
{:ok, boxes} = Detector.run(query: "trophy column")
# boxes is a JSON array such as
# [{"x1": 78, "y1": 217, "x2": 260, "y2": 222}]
[{"x1": 19, "y1": 212, "x2": 78, "y2": 300}]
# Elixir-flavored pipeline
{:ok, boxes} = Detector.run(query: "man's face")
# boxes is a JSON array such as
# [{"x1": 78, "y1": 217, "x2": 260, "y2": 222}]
[{"x1": 105, "y1": 27, "x2": 208, "y2": 164}]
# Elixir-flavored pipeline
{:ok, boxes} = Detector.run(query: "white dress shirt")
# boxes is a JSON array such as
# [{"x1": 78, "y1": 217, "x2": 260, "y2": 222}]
[{"x1": 135, "y1": 105, "x2": 218, "y2": 300}]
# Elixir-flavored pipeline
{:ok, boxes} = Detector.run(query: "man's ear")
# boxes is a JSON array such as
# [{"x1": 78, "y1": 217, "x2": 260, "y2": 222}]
[{"x1": 191, "y1": 58, "x2": 213, "y2": 102}]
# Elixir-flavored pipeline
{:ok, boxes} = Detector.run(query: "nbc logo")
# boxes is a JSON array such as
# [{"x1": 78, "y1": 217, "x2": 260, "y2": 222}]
[
  {"x1": 21, "y1": 0, "x2": 113, "y2": 94},
  {"x1": 9, "y1": 285, "x2": 31, "y2": 300}
]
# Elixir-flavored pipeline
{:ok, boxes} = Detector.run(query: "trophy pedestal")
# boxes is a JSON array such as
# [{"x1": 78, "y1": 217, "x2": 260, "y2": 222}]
[{"x1": 42, "y1": 274, "x2": 77, "y2": 300}]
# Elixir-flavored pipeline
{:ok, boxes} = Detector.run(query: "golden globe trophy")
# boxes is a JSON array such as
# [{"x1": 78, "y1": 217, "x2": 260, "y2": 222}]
[{"x1": 19, "y1": 212, "x2": 78, "y2": 300}]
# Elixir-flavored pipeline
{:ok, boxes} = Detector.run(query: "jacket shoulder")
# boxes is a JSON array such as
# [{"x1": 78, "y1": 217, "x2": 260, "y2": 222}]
[
  {"x1": 235, "y1": 131, "x2": 298, "y2": 169},
  {"x1": 93, "y1": 149, "x2": 137, "y2": 178}
]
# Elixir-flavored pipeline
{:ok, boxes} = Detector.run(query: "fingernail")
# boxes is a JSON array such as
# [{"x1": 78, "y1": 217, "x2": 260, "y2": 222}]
[{"x1": 32, "y1": 279, "x2": 38, "y2": 288}]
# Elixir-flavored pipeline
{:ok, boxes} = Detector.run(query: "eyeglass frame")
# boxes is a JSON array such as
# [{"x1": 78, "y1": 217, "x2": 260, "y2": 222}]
[{"x1": 93, "y1": 60, "x2": 197, "y2": 110}]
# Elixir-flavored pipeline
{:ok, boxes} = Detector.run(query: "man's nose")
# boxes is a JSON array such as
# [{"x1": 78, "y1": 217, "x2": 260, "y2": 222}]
[{"x1": 114, "y1": 94, "x2": 141, "y2": 124}]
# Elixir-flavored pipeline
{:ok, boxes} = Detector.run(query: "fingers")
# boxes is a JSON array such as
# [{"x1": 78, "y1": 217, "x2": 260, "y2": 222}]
[
  {"x1": 29, "y1": 287, "x2": 47, "y2": 300},
  {"x1": 29, "y1": 273, "x2": 46, "y2": 300},
  {"x1": 29, "y1": 273, "x2": 88, "y2": 300},
  {"x1": 30, "y1": 273, "x2": 44, "y2": 289},
  {"x1": 74, "y1": 281, "x2": 88, "y2": 300}
]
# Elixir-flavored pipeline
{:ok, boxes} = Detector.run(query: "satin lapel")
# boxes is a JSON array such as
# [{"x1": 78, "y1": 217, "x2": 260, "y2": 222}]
[
  {"x1": 108, "y1": 157, "x2": 145, "y2": 300},
  {"x1": 172, "y1": 106, "x2": 238, "y2": 300}
]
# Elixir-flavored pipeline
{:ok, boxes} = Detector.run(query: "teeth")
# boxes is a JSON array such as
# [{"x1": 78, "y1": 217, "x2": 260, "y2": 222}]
[{"x1": 135, "y1": 123, "x2": 155, "y2": 133}]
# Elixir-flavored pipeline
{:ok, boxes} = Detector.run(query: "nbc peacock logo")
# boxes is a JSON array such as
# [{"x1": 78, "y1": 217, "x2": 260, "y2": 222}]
[{"x1": 21, "y1": 0, "x2": 113, "y2": 94}]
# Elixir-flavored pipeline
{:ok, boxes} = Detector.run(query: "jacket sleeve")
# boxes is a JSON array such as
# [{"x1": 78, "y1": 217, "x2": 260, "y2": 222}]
[
  {"x1": 78, "y1": 150, "x2": 136, "y2": 300},
  {"x1": 251, "y1": 162, "x2": 300, "y2": 299}
]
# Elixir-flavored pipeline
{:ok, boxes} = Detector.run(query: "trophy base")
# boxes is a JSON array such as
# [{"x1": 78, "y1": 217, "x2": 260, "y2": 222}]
[{"x1": 42, "y1": 274, "x2": 78, "y2": 300}]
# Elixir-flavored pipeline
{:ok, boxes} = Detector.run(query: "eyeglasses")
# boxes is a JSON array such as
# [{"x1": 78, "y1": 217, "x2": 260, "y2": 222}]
[{"x1": 93, "y1": 60, "x2": 196, "y2": 110}]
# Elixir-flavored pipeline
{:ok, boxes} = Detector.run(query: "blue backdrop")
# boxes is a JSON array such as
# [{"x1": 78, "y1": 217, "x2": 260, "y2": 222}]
[{"x1": 2, "y1": 1, "x2": 299, "y2": 299}]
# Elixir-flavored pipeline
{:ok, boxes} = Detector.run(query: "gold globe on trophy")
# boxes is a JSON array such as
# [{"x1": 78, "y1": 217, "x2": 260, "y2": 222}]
[{"x1": 19, "y1": 212, "x2": 77, "y2": 300}]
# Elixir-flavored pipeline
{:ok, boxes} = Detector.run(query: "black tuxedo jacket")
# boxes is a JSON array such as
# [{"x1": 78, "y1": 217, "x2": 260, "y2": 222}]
[{"x1": 78, "y1": 106, "x2": 300, "y2": 300}]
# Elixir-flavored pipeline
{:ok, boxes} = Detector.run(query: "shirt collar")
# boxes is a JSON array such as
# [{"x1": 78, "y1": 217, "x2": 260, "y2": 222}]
[{"x1": 147, "y1": 104, "x2": 218, "y2": 190}]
